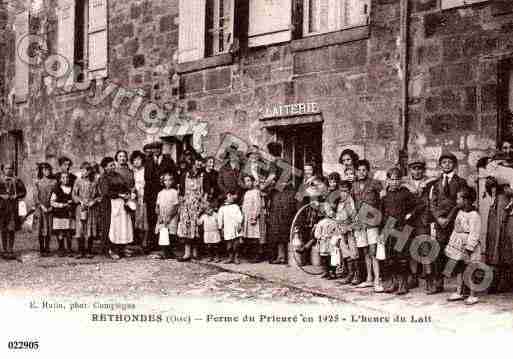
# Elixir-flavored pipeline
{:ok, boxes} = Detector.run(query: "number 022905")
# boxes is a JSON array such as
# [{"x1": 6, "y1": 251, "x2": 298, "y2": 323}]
[{"x1": 7, "y1": 341, "x2": 39, "y2": 350}]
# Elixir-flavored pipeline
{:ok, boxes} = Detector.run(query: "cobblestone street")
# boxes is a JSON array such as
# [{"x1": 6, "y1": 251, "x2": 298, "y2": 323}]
[{"x1": 1, "y1": 232, "x2": 513, "y2": 334}]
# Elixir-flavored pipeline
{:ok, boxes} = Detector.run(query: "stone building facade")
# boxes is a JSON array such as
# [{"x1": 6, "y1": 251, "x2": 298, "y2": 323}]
[{"x1": 0, "y1": 0, "x2": 512, "y2": 204}]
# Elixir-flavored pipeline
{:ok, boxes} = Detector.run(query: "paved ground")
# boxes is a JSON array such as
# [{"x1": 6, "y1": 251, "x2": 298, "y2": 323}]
[{"x1": 2, "y1": 231, "x2": 513, "y2": 333}]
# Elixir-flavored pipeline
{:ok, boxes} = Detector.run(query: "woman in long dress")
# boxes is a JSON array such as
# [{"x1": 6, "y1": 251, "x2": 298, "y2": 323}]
[
  {"x1": 33, "y1": 162, "x2": 57, "y2": 257},
  {"x1": 98, "y1": 156, "x2": 133, "y2": 260},
  {"x1": 177, "y1": 157, "x2": 206, "y2": 261},
  {"x1": 484, "y1": 142, "x2": 513, "y2": 293},
  {"x1": 0, "y1": 163, "x2": 27, "y2": 260}
]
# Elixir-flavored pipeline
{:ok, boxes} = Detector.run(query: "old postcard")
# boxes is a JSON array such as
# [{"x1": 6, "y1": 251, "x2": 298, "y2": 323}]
[{"x1": 1, "y1": 0, "x2": 513, "y2": 356}]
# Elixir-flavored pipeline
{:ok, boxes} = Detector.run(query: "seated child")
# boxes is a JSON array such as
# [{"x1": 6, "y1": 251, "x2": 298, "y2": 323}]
[{"x1": 314, "y1": 203, "x2": 340, "y2": 279}]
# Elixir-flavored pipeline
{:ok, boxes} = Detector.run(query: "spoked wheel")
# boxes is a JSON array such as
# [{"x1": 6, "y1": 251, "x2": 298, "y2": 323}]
[{"x1": 289, "y1": 203, "x2": 326, "y2": 276}]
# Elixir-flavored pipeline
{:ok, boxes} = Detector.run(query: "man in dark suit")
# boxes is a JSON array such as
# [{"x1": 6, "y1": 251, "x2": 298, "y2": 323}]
[
  {"x1": 143, "y1": 141, "x2": 177, "y2": 254},
  {"x1": 428, "y1": 151, "x2": 468, "y2": 294}
]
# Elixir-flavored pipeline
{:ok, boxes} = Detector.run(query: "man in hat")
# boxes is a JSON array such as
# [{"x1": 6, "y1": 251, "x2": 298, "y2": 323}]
[
  {"x1": 402, "y1": 155, "x2": 436, "y2": 290},
  {"x1": 427, "y1": 151, "x2": 467, "y2": 294},
  {"x1": 143, "y1": 141, "x2": 177, "y2": 254}
]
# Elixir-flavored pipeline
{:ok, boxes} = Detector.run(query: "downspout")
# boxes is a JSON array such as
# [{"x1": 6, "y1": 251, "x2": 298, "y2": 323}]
[{"x1": 399, "y1": 0, "x2": 410, "y2": 173}]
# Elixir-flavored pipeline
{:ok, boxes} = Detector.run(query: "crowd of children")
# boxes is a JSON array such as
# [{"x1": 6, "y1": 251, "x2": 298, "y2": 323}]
[
  {"x1": 295, "y1": 150, "x2": 485, "y2": 305},
  {"x1": 0, "y1": 140, "x2": 506, "y2": 306}
]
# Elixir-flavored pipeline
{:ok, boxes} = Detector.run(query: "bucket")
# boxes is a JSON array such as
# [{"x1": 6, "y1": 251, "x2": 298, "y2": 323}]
[
  {"x1": 310, "y1": 242, "x2": 322, "y2": 267},
  {"x1": 288, "y1": 242, "x2": 305, "y2": 267}
]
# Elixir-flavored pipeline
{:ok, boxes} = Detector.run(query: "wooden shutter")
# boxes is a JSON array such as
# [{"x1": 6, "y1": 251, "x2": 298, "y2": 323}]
[
  {"x1": 248, "y1": 0, "x2": 292, "y2": 47},
  {"x1": 492, "y1": 0, "x2": 513, "y2": 16},
  {"x1": 178, "y1": 0, "x2": 206, "y2": 63},
  {"x1": 346, "y1": 0, "x2": 370, "y2": 28},
  {"x1": 88, "y1": 0, "x2": 108, "y2": 79},
  {"x1": 441, "y1": 0, "x2": 464, "y2": 9},
  {"x1": 327, "y1": 0, "x2": 343, "y2": 31},
  {"x1": 57, "y1": 0, "x2": 75, "y2": 83},
  {"x1": 464, "y1": 0, "x2": 487, "y2": 4},
  {"x1": 14, "y1": 11, "x2": 29, "y2": 103}
]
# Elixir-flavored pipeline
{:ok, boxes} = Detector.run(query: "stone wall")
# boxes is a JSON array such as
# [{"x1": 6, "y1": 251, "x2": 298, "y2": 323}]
[
  {"x1": 1, "y1": 0, "x2": 513, "y2": 204},
  {"x1": 408, "y1": 0, "x2": 513, "y2": 180}
]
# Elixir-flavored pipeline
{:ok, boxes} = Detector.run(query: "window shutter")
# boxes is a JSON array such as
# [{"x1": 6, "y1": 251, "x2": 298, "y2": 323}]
[
  {"x1": 464, "y1": 0, "x2": 487, "y2": 4},
  {"x1": 346, "y1": 0, "x2": 370, "y2": 28},
  {"x1": 57, "y1": 0, "x2": 75, "y2": 83},
  {"x1": 178, "y1": 0, "x2": 206, "y2": 63},
  {"x1": 248, "y1": 0, "x2": 293, "y2": 47},
  {"x1": 441, "y1": 0, "x2": 465, "y2": 9},
  {"x1": 327, "y1": 0, "x2": 343, "y2": 31},
  {"x1": 492, "y1": 0, "x2": 513, "y2": 16},
  {"x1": 14, "y1": 10, "x2": 29, "y2": 103},
  {"x1": 88, "y1": 0, "x2": 108, "y2": 79}
]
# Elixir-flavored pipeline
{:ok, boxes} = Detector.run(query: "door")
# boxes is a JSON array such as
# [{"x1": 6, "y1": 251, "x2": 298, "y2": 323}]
[
  {"x1": 272, "y1": 123, "x2": 323, "y2": 187},
  {"x1": 498, "y1": 59, "x2": 513, "y2": 145},
  {"x1": 0, "y1": 131, "x2": 23, "y2": 176}
]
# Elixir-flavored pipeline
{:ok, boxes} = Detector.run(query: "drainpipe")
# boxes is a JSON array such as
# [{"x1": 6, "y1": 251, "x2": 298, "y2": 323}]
[{"x1": 399, "y1": 0, "x2": 410, "y2": 173}]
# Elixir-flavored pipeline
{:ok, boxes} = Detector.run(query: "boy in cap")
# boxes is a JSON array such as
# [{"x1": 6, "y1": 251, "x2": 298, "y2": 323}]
[
  {"x1": 427, "y1": 151, "x2": 467, "y2": 294},
  {"x1": 401, "y1": 155, "x2": 436, "y2": 290}
]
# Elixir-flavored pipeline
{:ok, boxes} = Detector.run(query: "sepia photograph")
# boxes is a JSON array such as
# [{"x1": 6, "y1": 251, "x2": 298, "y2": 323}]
[{"x1": 1, "y1": 0, "x2": 513, "y2": 356}]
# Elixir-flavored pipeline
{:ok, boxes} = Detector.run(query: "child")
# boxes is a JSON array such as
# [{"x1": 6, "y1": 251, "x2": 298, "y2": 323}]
[
  {"x1": 241, "y1": 175, "x2": 266, "y2": 263},
  {"x1": 445, "y1": 186, "x2": 482, "y2": 305},
  {"x1": 380, "y1": 167, "x2": 415, "y2": 295},
  {"x1": 131, "y1": 150, "x2": 148, "y2": 249},
  {"x1": 33, "y1": 162, "x2": 57, "y2": 257},
  {"x1": 218, "y1": 191, "x2": 244, "y2": 264},
  {"x1": 352, "y1": 159, "x2": 383, "y2": 292},
  {"x1": 428, "y1": 151, "x2": 467, "y2": 294},
  {"x1": 0, "y1": 163, "x2": 27, "y2": 260},
  {"x1": 344, "y1": 166, "x2": 356, "y2": 184},
  {"x1": 72, "y1": 162, "x2": 100, "y2": 259},
  {"x1": 156, "y1": 173, "x2": 179, "y2": 259},
  {"x1": 314, "y1": 203, "x2": 340, "y2": 279},
  {"x1": 51, "y1": 172, "x2": 75, "y2": 257},
  {"x1": 336, "y1": 180, "x2": 360, "y2": 285},
  {"x1": 198, "y1": 200, "x2": 222, "y2": 262}
]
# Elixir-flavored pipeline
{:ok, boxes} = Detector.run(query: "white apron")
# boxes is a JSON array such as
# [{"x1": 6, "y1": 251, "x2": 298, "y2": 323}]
[{"x1": 109, "y1": 199, "x2": 134, "y2": 245}]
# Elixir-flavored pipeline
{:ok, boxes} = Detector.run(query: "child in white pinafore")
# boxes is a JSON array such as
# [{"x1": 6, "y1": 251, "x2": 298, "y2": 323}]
[
  {"x1": 198, "y1": 200, "x2": 222, "y2": 262},
  {"x1": 218, "y1": 191, "x2": 244, "y2": 264},
  {"x1": 314, "y1": 203, "x2": 340, "y2": 280},
  {"x1": 155, "y1": 173, "x2": 179, "y2": 259},
  {"x1": 445, "y1": 186, "x2": 482, "y2": 305},
  {"x1": 241, "y1": 174, "x2": 266, "y2": 263}
]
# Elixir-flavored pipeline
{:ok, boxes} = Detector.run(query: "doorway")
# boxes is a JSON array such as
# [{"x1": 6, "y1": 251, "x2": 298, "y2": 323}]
[
  {"x1": 0, "y1": 130, "x2": 23, "y2": 176},
  {"x1": 270, "y1": 123, "x2": 323, "y2": 187},
  {"x1": 498, "y1": 58, "x2": 513, "y2": 145}
]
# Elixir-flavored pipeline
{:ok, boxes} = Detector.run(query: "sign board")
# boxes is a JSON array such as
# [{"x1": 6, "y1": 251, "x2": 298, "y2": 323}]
[{"x1": 260, "y1": 102, "x2": 320, "y2": 119}]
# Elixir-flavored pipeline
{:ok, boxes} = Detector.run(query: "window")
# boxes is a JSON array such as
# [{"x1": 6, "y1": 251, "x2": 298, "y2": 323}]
[
  {"x1": 441, "y1": 0, "x2": 487, "y2": 10},
  {"x1": 248, "y1": 0, "x2": 293, "y2": 47},
  {"x1": 178, "y1": 0, "x2": 234, "y2": 63},
  {"x1": 303, "y1": 0, "x2": 370, "y2": 37},
  {"x1": 14, "y1": 10, "x2": 29, "y2": 103},
  {"x1": 57, "y1": 0, "x2": 108, "y2": 84}
]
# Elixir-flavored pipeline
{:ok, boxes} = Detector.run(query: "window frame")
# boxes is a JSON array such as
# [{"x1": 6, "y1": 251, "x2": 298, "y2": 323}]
[
  {"x1": 302, "y1": 0, "x2": 370, "y2": 38},
  {"x1": 441, "y1": 0, "x2": 488, "y2": 10}
]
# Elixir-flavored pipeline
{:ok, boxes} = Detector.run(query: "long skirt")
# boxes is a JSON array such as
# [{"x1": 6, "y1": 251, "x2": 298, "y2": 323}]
[
  {"x1": 33, "y1": 207, "x2": 53, "y2": 237},
  {"x1": 74, "y1": 205, "x2": 99, "y2": 239},
  {"x1": 109, "y1": 199, "x2": 133, "y2": 245}
]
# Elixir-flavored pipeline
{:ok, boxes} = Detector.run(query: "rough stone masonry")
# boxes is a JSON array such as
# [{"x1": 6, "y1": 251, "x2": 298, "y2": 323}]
[{"x1": 0, "y1": 0, "x2": 513, "y2": 205}]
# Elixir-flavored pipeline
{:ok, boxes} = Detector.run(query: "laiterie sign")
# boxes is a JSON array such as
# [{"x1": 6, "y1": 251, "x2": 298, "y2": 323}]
[{"x1": 260, "y1": 102, "x2": 320, "y2": 119}]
